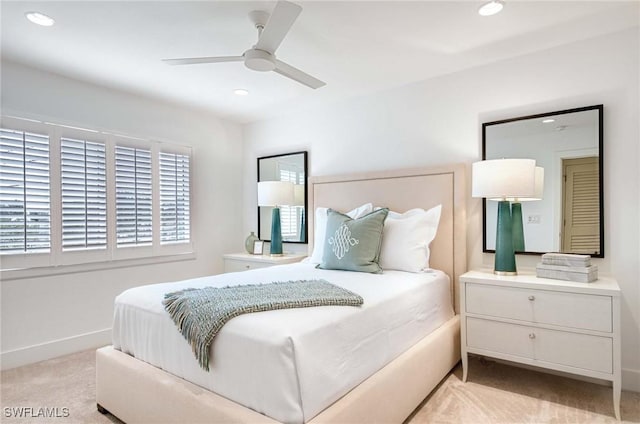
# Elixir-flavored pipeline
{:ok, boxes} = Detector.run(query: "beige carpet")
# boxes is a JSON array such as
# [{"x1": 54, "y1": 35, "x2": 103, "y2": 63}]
[
  {"x1": 1, "y1": 350, "x2": 638, "y2": 423},
  {"x1": 408, "y1": 357, "x2": 640, "y2": 424}
]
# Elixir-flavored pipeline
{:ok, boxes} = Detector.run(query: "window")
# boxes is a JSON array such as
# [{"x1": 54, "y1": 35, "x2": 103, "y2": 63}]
[
  {"x1": 0, "y1": 117, "x2": 193, "y2": 276},
  {"x1": 61, "y1": 137, "x2": 107, "y2": 250},
  {"x1": 160, "y1": 152, "x2": 190, "y2": 243},
  {"x1": 0, "y1": 128, "x2": 51, "y2": 253},
  {"x1": 115, "y1": 146, "x2": 153, "y2": 246}
]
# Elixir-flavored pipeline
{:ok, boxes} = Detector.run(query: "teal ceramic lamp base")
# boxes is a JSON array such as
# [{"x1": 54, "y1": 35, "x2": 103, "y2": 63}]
[
  {"x1": 511, "y1": 202, "x2": 525, "y2": 253},
  {"x1": 494, "y1": 200, "x2": 517, "y2": 275},
  {"x1": 270, "y1": 207, "x2": 283, "y2": 256}
]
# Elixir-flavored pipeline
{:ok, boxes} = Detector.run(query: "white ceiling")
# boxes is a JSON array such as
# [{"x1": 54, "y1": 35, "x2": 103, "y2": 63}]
[{"x1": 1, "y1": 1, "x2": 638, "y2": 124}]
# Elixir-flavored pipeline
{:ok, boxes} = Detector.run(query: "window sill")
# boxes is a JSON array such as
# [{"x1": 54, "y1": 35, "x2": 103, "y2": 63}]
[{"x1": 0, "y1": 251, "x2": 196, "y2": 281}]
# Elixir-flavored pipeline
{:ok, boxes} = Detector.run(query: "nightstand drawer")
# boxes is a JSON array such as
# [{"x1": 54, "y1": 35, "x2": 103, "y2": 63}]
[
  {"x1": 224, "y1": 260, "x2": 271, "y2": 273},
  {"x1": 467, "y1": 318, "x2": 613, "y2": 374},
  {"x1": 465, "y1": 283, "x2": 612, "y2": 332}
]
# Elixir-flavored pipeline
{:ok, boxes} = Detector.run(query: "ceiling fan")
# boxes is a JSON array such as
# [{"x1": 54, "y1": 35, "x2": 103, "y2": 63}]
[{"x1": 162, "y1": 1, "x2": 325, "y2": 89}]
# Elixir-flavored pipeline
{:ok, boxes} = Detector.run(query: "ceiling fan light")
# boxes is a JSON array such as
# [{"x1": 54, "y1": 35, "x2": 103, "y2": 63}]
[
  {"x1": 478, "y1": 0, "x2": 504, "y2": 16},
  {"x1": 234, "y1": 89, "x2": 249, "y2": 96},
  {"x1": 25, "y1": 11, "x2": 55, "y2": 26}
]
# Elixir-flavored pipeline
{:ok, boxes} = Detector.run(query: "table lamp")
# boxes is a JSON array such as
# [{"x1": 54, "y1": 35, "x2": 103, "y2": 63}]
[
  {"x1": 472, "y1": 159, "x2": 537, "y2": 275},
  {"x1": 258, "y1": 181, "x2": 294, "y2": 256},
  {"x1": 509, "y1": 166, "x2": 544, "y2": 252}
]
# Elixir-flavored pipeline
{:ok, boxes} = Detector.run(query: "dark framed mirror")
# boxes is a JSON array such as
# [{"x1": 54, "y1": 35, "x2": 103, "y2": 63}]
[
  {"x1": 258, "y1": 151, "x2": 308, "y2": 243},
  {"x1": 482, "y1": 105, "x2": 604, "y2": 257}
]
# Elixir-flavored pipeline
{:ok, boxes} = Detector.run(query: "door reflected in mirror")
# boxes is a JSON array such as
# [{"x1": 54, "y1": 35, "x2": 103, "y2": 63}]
[
  {"x1": 258, "y1": 151, "x2": 307, "y2": 243},
  {"x1": 483, "y1": 105, "x2": 603, "y2": 257}
]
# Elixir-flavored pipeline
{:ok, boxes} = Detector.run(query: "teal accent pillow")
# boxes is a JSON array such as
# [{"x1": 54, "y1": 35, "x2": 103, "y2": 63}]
[{"x1": 318, "y1": 208, "x2": 389, "y2": 273}]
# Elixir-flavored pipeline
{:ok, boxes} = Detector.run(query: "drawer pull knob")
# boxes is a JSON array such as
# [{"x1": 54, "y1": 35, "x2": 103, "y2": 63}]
[
  {"x1": 529, "y1": 333, "x2": 536, "y2": 339},
  {"x1": 528, "y1": 295, "x2": 535, "y2": 301},
  {"x1": 245, "y1": 265, "x2": 250, "y2": 269}
]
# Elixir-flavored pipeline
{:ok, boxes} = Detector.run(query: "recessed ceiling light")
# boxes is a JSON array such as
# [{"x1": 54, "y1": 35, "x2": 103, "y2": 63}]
[
  {"x1": 234, "y1": 89, "x2": 249, "y2": 96},
  {"x1": 542, "y1": 119, "x2": 555, "y2": 123},
  {"x1": 25, "y1": 11, "x2": 55, "y2": 27},
  {"x1": 478, "y1": 1, "x2": 504, "y2": 17}
]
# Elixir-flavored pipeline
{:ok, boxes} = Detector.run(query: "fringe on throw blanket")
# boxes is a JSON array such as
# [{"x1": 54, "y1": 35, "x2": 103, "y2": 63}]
[{"x1": 163, "y1": 279, "x2": 363, "y2": 371}]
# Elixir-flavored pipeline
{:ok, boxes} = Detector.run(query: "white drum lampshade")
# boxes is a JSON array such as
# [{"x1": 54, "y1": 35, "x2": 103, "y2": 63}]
[
  {"x1": 472, "y1": 159, "x2": 537, "y2": 200},
  {"x1": 293, "y1": 184, "x2": 305, "y2": 207},
  {"x1": 257, "y1": 181, "x2": 294, "y2": 207},
  {"x1": 514, "y1": 166, "x2": 544, "y2": 202}
]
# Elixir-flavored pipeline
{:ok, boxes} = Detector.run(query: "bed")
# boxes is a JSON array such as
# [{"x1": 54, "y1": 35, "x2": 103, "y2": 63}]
[{"x1": 96, "y1": 164, "x2": 467, "y2": 423}]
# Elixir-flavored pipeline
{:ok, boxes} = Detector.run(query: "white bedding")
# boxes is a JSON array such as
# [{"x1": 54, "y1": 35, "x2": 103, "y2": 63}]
[{"x1": 112, "y1": 262, "x2": 453, "y2": 424}]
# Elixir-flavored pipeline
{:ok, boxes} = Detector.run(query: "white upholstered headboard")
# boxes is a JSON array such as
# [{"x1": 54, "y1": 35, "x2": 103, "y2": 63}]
[{"x1": 308, "y1": 164, "x2": 467, "y2": 312}]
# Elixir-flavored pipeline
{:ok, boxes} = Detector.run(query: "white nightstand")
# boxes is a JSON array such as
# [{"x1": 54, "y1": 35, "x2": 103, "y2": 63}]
[
  {"x1": 460, "y1": 270, "x2": 621, "y2": 420},
  {"x1": 223, "y1": 253, "x2": 307, "y2": 273}
]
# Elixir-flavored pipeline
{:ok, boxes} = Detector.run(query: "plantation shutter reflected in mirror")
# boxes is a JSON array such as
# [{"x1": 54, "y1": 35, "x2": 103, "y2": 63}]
[{"x1": 278, "y1": 168, "x2": 302, "y2": 240}]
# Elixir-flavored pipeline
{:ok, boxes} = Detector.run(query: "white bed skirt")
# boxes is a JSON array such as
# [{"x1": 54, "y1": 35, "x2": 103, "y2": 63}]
[{"x1": 97, "y1": 315, "x2": 460, "y2": 424}]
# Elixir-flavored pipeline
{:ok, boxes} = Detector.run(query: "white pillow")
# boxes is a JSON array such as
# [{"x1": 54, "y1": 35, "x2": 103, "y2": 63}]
[
  {"x1": 378, "y1": 205, "x2": 442, "y2": 272},
  {"x1": 306, "y1": 203, "x2": 373, "y2": 264}
]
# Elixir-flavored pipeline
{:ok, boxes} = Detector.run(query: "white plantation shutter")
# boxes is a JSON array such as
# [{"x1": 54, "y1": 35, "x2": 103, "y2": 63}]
[
  {"x1": 61, "y1": 138, "x2": 107, "y2": 250},
  {"x1": 115, "y1": 146, "x2": 152, "y2": 246},
  {"x1": 278, "y1": 168, "x2": 302, "y2": 239},
  {"x1": 1, "y1": 117, "x2": 195, "y2": 275},
  {"x1": 0, "y1": 128, "x2": 51, "y2": 253},
  {"x1": 159, "y1": 152, "x2": 190, "y2": 243}
]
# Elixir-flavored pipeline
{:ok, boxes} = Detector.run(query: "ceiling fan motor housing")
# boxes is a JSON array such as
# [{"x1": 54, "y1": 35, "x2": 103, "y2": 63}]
[{"x1": 244, "y1": 49, "x2": 275, "y2": 72}]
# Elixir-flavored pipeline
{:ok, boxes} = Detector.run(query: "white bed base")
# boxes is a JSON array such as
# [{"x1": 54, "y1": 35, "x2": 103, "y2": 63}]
[
  {"x1": 97, "y1": 316, "x2": 459, "y2": 424},
  {"x1": 97, "y1": 164, "x2": 467, "y2": 423}
]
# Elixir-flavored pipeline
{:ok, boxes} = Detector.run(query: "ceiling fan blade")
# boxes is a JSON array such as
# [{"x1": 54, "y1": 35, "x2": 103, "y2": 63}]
[
  {"x1": 255, "y1": 1, "x2": 302, "y2": 54},
  {"x1": 274, "y1": 60, "x2": 325, "y2": 89},
  {"x1": 162, "y1": 56, "x2": 244, "y2": 66}
]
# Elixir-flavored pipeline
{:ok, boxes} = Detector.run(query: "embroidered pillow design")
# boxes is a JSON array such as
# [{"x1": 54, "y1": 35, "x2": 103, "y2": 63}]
[
  {"x1": 318, "y1": 208, "x2": 388, "y2": 273},
  {"x1": 329, "y1": 223, "x2": 359, "y2": 259}
]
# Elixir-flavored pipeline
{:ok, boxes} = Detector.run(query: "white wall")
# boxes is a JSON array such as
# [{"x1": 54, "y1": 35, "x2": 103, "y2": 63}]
[
  {"x1": 0, "y1": 61, "x2": 244, "y2": 368},
  {"x1": 243, "y1": 29, "x2": 640, "y2": 391}
]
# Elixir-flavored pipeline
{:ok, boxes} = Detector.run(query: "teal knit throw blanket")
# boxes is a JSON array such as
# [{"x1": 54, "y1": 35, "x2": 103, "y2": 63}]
[{"x1": 163, "y1": 279, "x2": 363, "y2": 371}]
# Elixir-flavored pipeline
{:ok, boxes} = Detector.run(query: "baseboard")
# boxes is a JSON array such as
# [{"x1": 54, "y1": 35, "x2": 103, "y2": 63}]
[{"x1": 1, "y1": 328, "x2": 112, "y2": 371}]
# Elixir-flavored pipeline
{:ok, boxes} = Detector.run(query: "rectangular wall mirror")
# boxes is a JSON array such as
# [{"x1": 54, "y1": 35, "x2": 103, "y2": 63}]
[
  {"x1": 258, "y1": 151, "x2": 308, "y2": 243},
  {"x1": 483, "y1": 104, "x2": 604, "y2": 257}
]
